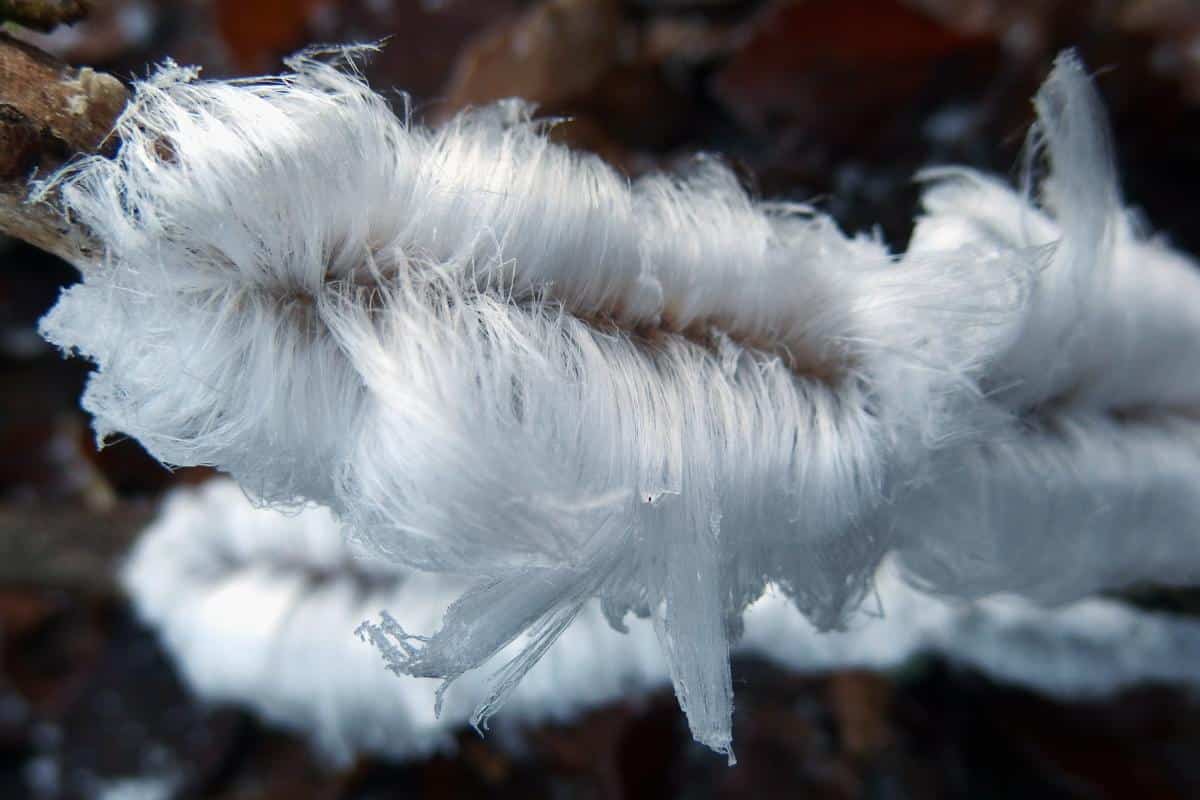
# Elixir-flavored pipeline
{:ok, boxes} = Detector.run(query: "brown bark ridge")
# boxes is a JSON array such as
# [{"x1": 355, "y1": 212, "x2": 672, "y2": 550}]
[{"x1": 0, "y1": 31, "x2": 126, "y2": 268}]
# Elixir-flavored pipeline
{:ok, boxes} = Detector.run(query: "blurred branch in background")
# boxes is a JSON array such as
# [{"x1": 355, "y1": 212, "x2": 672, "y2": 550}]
[{"x1": 0, "y1": 504, "x2": 149, "y2": 592}]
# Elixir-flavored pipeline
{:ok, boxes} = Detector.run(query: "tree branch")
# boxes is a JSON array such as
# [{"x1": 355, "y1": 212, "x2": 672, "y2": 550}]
[{"x1": 0, "y1": 31, "x2": 126, "y2": 267}]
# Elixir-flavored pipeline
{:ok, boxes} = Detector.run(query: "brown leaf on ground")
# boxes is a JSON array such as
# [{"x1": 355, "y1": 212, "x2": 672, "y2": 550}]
[
  {"x1": 215, "y1": 0, "x2": 332, "y2": 73},
  {"x1": 712, "y1": 0, "x2": 992, "y2": 143},
  {"x1": 827, "y1": 670, "x2": 895, "y2": 758},
  {"x1": 441, "y1": 0, "x2": 627, "y2": 113}
]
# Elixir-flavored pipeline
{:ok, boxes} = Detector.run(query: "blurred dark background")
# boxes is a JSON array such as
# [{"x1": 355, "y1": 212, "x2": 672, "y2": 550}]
[{"x1": 3, "y1": 1, "x2": 1200, "y2": 797}]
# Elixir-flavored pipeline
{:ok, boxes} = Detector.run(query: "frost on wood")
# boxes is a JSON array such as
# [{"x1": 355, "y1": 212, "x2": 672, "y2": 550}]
[
  {"x1": 37, "y1": 46, "x2": 1200, "y2": 759},
  {"x1": 126, "y1": 479, "x2": 1200, "y2": 763}
]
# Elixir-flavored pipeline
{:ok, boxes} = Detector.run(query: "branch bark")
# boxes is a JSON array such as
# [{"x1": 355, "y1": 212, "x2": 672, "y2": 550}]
[{"x1": 0, "y1": 31, "x2": 126, "y2": 267}]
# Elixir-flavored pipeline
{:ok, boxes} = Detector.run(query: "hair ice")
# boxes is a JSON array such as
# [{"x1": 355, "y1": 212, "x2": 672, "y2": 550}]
[{"x1": 38, "y1": 48, "x2": 1200, "y2": 758}]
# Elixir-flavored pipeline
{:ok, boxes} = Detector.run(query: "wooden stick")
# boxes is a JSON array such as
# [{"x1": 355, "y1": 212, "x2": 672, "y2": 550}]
[{"x1": 0, "y1": 31, "x2": 126, "y2": 267}]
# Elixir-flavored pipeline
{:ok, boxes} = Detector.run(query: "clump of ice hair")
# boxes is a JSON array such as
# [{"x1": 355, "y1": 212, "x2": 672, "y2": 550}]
[
  {"x1": 39, "y1": 46, "x2": 1200, "y2": 759},
  {"x1": 124, "y1": 479, "x2": 1200, "y2": 764}
]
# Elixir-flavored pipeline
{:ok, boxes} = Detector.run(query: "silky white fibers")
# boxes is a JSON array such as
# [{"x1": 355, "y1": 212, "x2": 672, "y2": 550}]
[
  {"x1": 891, "y1": 414, "x2": 1200, "y2": 603},
  {"x1": 125, "y1": 479, "x2": 1200, "y2": 764},
  {"x1": 39, "y1": 47, "x2": 1200, "y2": 758},
  {"x1": 123, "y1": 480, "x2": 665, "y2": 764}
]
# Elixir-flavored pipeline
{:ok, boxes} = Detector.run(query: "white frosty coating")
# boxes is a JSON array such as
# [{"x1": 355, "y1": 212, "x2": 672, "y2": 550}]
[
  {"x1": 892, "y1": 413, "x2": 1200, "y2": 604},
  {"x1": 123, "y1": 480, "x2": 666, "y2": 764},
  {"x1": 37, "y1": 46, "x2": 1200, "y2": 758},
  {"x1": 125, "y1": 479, "x2": 1200, "y2": 764}
]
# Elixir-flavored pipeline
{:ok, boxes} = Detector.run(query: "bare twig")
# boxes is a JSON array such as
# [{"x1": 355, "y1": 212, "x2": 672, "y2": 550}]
[{"x1": 0, "y1": 32, "x2": 125, "y2": 267}]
